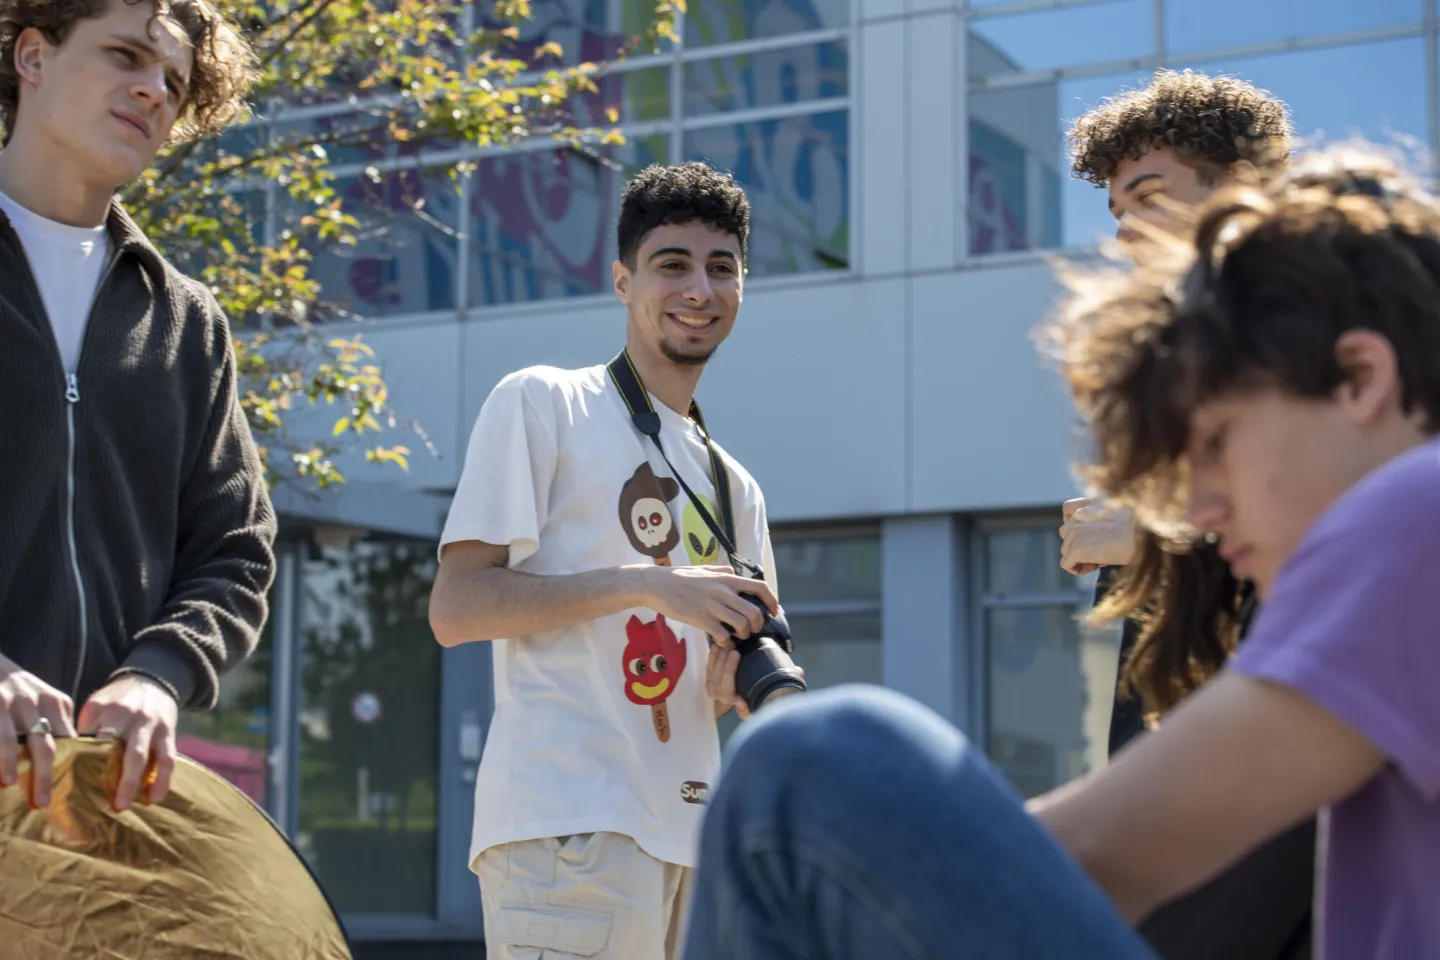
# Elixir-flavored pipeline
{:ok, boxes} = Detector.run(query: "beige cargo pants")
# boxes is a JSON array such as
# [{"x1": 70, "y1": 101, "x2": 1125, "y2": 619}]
[{"x1": 477, "y1": 832, "x2": 694, "y2": 959}]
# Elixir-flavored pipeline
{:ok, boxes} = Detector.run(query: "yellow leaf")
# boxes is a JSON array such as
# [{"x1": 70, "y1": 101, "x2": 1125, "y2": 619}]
[{"x1": 332, "y1": 417, "x2": 351, "y2": 436}]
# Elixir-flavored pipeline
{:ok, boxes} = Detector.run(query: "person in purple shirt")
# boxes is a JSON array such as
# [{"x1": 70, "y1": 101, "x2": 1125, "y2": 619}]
[{"x1": 680, "y1": 142, "x2": 1440, "y2": 960}]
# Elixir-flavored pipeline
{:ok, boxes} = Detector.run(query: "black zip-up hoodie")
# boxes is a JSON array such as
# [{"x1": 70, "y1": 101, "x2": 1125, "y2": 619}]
[{"x1": 0, "y1": 200, "x2": 277, "y2": 710}]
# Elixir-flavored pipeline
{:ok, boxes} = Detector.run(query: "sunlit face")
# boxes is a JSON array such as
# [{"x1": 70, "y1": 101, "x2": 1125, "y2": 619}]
[
  {"x1": 1184, "y1": 332, "x2": 1421, "y2": 596},
  {"x1": 14, "y1": 1, "x2": 193, "y2": 187},
  {"x1": 614, "y1": 220, "x2": 743, "y2": 368},
  {"x1": 1184, "y1": 388, "x2": 1354, "y2": 594},
  {"x1": 1109, "y1": 147, "x2": 1225, "y2": 250}
]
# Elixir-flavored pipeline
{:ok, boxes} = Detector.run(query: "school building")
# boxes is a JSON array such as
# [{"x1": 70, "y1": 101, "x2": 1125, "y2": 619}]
[{"x1": 196, "y1": 1, "x2": 1437, "y2": 954}]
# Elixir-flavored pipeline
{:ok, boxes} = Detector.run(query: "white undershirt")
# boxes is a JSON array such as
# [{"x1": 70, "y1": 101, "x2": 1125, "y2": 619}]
[{"x1": 0, "y1": 191, "x2": 110, "y2": 375}]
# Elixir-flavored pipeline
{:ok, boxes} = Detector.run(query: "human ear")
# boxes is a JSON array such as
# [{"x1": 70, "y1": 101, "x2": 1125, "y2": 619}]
[
  {"x1": 1333, "y1": 328, "x2": 1401, "y2": 426},
  {"x1": 612, "y1": 259, "x2": 630, "y2": 304}
]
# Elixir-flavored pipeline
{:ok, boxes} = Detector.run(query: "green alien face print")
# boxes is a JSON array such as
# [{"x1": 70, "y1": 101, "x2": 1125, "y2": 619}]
[{"x1": 681, "y1": 494, "x2": 721, "y2": 566}]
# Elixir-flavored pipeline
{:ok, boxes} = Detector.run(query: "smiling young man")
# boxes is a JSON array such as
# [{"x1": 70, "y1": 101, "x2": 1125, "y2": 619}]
[
  {"x1": 0, "y1": 0, "x2": 273, "y2": 816},
  {"x1": 429, "y1": 162, "x2": 783, "y2": 960},
  {"x1": 681, "y1": 144, "x2": 1440, "y2": 960}
]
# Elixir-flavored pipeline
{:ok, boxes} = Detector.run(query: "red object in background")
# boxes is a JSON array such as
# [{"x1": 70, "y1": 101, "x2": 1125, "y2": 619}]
[{"x1": 178, "y1": 735, "x2": 268, "y2": 807}]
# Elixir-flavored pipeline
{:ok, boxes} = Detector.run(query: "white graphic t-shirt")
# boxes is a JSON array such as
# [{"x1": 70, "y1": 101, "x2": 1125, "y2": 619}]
[{"x1": 440, "y1": 363, "x2": 777, "y2": 871}]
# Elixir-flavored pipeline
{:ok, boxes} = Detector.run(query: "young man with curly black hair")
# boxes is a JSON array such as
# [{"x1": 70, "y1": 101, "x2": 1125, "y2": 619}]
[
  {"x1": 682, "y1": 141, "x2": 1440, "y2": 960},
  {"x1": 1068, "y1": 68, "x2": 1293, "y2": 249},
  {"x1": 430, "y1": 161, "x2": 788, "y2": 960},
  {"x1": 0, "y1": 0, "x2": 273, "y2": 818},
  {"x1": 1058, "y1": 70, "x2": 1314, "y2": 960}
]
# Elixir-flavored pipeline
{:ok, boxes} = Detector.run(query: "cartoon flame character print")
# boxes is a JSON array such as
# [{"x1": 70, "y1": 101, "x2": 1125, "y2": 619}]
[
  {"x1": 618, "y1": 463, "x2": 681, "y2": 566},
  {"x1": 623, "y1": 614, "x2": 688, "y2": 743}
]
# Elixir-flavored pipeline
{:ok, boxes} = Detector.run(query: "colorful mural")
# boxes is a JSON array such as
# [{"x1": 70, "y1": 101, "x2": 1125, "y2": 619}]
[{"x1": 296, "y1": 0, "x2": 852, "y2": 317}]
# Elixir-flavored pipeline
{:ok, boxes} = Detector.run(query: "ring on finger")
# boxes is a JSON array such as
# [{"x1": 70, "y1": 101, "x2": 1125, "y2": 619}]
[
  {"x1": 28, "y1": 718, "x2": 51, "y2": 737},
  {"x1": 96, "y1": 726, "x2": 122, "y2": 741}
]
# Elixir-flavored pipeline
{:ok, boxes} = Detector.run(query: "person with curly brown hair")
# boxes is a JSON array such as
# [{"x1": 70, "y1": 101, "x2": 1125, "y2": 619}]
[
  {"x1": 680, "y1": 142, "x2": 1440, "y2": 960},
  {"x1": 1057, "y1": 70, "x2": 1315, "y2": 960},
  {"x1": 1069, "y1": 68, "x2": 1293, "y2": 250},
  {"x1": 1062, "y1": 70, "x2": 1295, "y2": 734},
  {"x1": 0, "y1": 0, "x2": 274, "y2": 819}
]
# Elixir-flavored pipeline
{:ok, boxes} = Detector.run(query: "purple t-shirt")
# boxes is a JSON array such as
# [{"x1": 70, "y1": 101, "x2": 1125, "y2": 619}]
[{"x1": 1231, "y1": 437, "x2": 1440, "y2": 960}]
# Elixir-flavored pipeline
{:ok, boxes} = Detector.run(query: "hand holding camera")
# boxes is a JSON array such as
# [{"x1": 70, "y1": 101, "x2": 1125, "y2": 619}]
[
  {"x1": 634, "y1": 565, "x2": 805, "y2": 714},
  {"x1": 635, "y1": 563, "x2": 778, "y2": 641}
]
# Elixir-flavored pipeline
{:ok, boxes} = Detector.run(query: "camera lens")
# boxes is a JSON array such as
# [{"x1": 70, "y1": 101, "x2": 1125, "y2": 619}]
[
  {"x1": 732, "y1": 609, "x2": 806, "y2": 712},
  {"x1": 726, "y1": 591, "x2": 806, "y2": 712}
]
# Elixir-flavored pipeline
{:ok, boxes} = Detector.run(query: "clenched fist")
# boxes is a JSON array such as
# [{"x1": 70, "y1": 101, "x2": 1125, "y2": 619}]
[{"x1": 1059, "y1": 497, "x2": 1139, "y2": 575}]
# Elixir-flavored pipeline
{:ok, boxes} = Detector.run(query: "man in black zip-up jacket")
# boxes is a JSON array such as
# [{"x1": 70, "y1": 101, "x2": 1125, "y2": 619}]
[{"x1": 0, "y1": 0, "x2": 273, "y2": 813}]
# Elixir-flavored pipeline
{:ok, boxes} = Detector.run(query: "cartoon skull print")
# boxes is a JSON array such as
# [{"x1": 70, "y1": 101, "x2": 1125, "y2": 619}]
[{"x1": 618, "y1": 463, "x2": 681, "y2": 563}]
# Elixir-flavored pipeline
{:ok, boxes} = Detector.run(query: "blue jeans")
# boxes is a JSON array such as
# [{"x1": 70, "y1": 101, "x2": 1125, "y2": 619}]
[{"x1": 682, "y1": 685, "x2": 1160, "y2": 960}]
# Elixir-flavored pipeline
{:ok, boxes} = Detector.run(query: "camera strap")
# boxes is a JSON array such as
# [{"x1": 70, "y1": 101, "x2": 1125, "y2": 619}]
[{"x1": 607, "y1": 349, "x2": 759, "y2": 578}]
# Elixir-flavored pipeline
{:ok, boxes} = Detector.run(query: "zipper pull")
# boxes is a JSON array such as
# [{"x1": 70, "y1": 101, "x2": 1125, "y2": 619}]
[{"x1": 65, "y1": 374, "x2": 79, "y2": 403}]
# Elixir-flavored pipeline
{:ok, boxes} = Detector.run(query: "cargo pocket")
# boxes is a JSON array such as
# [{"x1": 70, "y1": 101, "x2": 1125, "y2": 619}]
[{"x1": 494, "y1": 906, "x2": 612, "y2": 958}]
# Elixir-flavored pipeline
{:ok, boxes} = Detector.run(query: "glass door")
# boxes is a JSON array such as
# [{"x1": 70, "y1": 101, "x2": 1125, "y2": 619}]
[{"x1": 296, "y1": 536, "x2": 442, "y2": 918}]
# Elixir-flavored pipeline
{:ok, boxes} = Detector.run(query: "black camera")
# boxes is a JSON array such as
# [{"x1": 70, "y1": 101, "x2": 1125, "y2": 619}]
[{"x1": 731, "y1": 593, "x2": 806, "y2": 712}]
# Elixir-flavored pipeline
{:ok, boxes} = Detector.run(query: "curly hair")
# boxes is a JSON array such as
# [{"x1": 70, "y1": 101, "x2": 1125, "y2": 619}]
[
  {"x1": 0, "y1": 0, "x2": 254, "y2": 145},
  {"x1": 1091, "y1": 533, "x2": 1248, "y2": 719},
  {"x1": 617, "y1": 161, "x2": 750, "y2": 268},
  {"x1": 1047, "y1": 142, "x2": 1440, "y2": 532},
  {"x1": 1069, "y1": 69, "x2": 1293, "y2": 188}
]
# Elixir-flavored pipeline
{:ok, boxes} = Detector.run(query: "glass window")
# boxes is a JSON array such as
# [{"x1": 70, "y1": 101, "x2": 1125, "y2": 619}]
[
  {"x1": 178, "y1": 616, "x2": 273, "y2": 809},
  {"x1": 980, "y1": 524, "x2": 1119, "y2": 799},
  {"x1": 968, "y1": 38, "x2": 1430, "y2": 257},
  {"x1": 685, "y1": 41, "x2": 848, "y2": 116},
  {"x1": 290, "y1": 165, "x2": 462, "y2": 320},
  {"x1": 296, "y1": 538, "x2": 441, "y2": 917},
  {"x1": 968, "y1": 0, "x2": 1154, "y2": 79},
  {"x1": 985, "y1": 526, "x2": 1075, "y2": 597},
  {"x1": 593, "y1": 66, "x2": 673, "y2": 125},
  {"x1": 686, "y1": 109, "x2": 850, "y2": 277},
  {"x1": 785, "y1": 612, "x2": 883, "y2": 689},
  {"x1": 968, "y1": 67, "x2": 1152, "y2": 254},
  {"x1": 717, "y1": 610, "x2": 882, "y2": 744},
  {"x1": 479, "y1": 0, "x2": 624, "y2": 64},
  {"x1": 719, "y1": 529, "x2": 882, "y2": 745},
  {"x1": 1165, "y1": 0, "x2": 1423, "y2": 57},
  {"x1": 685, "y1": 0, "x2": 851, "y2": 48},
  {"x1": 1179, "y1": 39, "x2": 1428, "y2": 149},
  {"x1": 275, "y1": 112, "x2": 407, "y2": 170},
  {"x1": 468, "y1": 136, "x2": 668, "y2": 307},
  {"x1": 771, "y1": 533, "x2": 881, "y2": 604},
  {"x1": 987, "y1": 606, "x2": 1117, "y2": 798}
]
